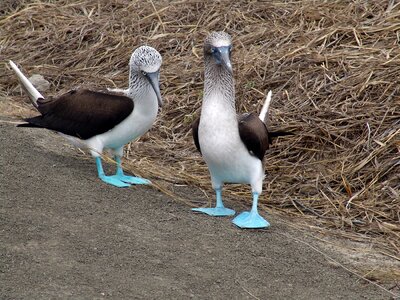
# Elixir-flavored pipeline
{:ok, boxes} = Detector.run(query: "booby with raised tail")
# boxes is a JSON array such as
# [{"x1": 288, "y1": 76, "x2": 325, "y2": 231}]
[
  {"x1": 10, "y1": 46, "x2": 162, "y2": 188},
  {"x1": 192, "y1": 32, "x2": 281, "y2": 229}
]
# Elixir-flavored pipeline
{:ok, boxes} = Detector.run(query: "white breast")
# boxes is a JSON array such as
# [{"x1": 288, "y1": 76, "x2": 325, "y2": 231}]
[
  {"x1": 199, "y1": 93, "x2": 262, "y2": 185},
  {"x1": 85, "y1": 90, "x2": 158, "y2": 155},
  {"x1": 100, "y1": 102, "x2": 157, "y2": 149}
]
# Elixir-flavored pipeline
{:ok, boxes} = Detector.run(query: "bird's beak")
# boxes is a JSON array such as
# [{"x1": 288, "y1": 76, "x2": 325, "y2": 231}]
[
  {"x1": 213, "y1": 46, "x2": 232, "y2": 73},
  {"x1": 146, "y1": 71, "x2": 163, "y2": 107}
]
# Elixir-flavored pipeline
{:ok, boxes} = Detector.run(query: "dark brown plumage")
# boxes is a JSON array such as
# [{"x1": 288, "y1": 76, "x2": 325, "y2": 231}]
[
  {"x1": 192, "y1": 113, "x2": 273, "y2": 161},
  {"x1": 18, "y1": 89, "x2": 134, "y2": 140},
  {"x1": 191, "y1": 117, "x2": 201, "y2": 154},
  {"x1": 237, "y1": 113, "x2": 270, "y2": 161}
]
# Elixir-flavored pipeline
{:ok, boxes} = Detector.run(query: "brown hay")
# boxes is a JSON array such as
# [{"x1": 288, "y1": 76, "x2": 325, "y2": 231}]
[{"x1": 1, "y1": 1, "x2": 399, "y2": 260}]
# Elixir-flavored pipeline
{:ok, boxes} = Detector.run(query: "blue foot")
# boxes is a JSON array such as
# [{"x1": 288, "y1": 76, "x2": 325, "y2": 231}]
[
  {"x1": 99, "y1": 175, "x2": 131, "y2": 188},
  {"x1": 232, "y1": 211, "x2": 270, "y2": 229},
  {"x1": 192, "y1": 207, "x2": 235, "y2": 217},
  {"x1": 111, "y1": 174, "x2": 151, "y2": 185}
]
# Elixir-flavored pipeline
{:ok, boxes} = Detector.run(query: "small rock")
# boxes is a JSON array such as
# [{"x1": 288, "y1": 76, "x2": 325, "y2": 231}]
[{"x1": 29, "y1": 74, "x2": 50, "y2": 92}]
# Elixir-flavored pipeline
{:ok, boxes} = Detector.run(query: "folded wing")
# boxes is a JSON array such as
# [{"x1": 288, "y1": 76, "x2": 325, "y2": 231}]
[
  {"x1": 20, "y1": 89, "x2": 134, "y2": 140},
  {"x1": 238, "y1": 113, "x2": 270, "y2": 161}
]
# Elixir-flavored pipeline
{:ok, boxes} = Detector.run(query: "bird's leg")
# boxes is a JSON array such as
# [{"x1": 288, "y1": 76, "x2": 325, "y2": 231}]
[
  {"x1": 192, "y1": 188, "x2": 235, "y2": 216},
  {"x1": 232, "y1": 193, "x2": 270, "y2": 229},
  {"x1": 110, "y1": 156, "x2": 151, "y2": 185},
  {"x1": 95, "y1": 157, "x2": 130, "y2": 188}
]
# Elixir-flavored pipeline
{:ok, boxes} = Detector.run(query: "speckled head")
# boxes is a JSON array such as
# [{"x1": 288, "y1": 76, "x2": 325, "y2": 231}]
[
  {"x1": 129, "y1": 46, "x2": 163, "y2": 107},
  {"x1": 130, "y1": 46, "x2": 162, "y2": 73},
  {"x1": 204, "y1": 32, "x2": 233, "y2": 72},
  {"x1": 204, "y1": 32, "x2": 232, "y2": 53}
]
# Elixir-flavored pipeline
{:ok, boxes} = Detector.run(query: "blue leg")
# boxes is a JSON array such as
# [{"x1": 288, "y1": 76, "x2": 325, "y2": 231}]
[
  {"x1": 109, "y1": 156, "x2": 151, "y2": 185},
  {"x1": 95, "y1": 157, "x2": 130, "y2": 188},
  {"x1": 192, "y1": 188, "x2": 235, "y2": 216},
  {"x1": 232, "y1": 193, "x2": 270, "y2": 229}
]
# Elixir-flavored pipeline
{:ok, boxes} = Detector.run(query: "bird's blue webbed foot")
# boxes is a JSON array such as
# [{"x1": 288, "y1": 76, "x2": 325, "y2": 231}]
[
  {"x1": 113, "y1": 156, "x2": 151, "y2": 185},
  {"x1": 95, "y1": 156, "x2": 151, "y2": 187},
  {"x1": 232, "y1": 193, "x2": 270, "y2": 229},
  {"x1": 232, "y1": 211, "x2": 270, "y2": 229},
  {"x1": 111, "y1": 174, "x2": 151, "y2": 185},
  {"x1": 99, "y1": 174, "x2": 131, "y2": 188},
  {"x1": 192, "y1": 207, "x2": 236, "y2": 216},
  {"x1": 192, "y1": 188, "x2": 235, "y2": 217},
  {"x1": 95, "y1": 157, "x2": 130, "y2": 188}
]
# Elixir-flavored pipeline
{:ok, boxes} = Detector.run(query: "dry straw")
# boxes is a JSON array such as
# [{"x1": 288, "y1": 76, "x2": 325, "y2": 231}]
[{"x1": 1, "y1": 1, "x2": 399, "y2": 260}]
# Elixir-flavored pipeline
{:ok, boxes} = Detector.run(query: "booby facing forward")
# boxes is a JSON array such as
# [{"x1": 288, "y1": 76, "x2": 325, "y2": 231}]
[
  {"x1": 192, "y1": 32, "x2": 276, "y2": 229},
  {"x1": 10, "y1": 46, "x2": 162, "y2": 188}
]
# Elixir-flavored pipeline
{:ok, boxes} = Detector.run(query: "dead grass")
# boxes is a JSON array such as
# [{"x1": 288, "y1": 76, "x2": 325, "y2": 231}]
[{"x1": 1, "y1": 0, "x2": 399, "y2": 265}]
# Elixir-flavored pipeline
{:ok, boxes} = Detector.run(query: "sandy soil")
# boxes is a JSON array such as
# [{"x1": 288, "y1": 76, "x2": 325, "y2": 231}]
[{"x1": 0, "y1": 117, "x2": 396, "y2": 299}]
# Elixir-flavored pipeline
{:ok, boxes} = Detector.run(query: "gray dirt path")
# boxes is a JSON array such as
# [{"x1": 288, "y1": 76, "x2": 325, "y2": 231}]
[{"x1": 0, "y1": 118, "x2": 392, "y2": 299}]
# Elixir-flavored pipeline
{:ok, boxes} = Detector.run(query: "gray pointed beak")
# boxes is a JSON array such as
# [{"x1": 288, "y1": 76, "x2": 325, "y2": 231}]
[
  {"x1": 213, "y1": 46, "x2": 232, "y2": 73},
  {"x1": 146, "y1": 71, "x2": 163, "y2": 107}
]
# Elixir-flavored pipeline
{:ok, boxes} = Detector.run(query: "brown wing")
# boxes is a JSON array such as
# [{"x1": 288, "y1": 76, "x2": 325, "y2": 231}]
[
  {"x1": 19, "y1": 89, "x2": 134, "y2": 140},
  {"x1": 238, "y1": 113, "x2": 270, "y2": 161},
  {"x1": 191, "y1": 116, "x2": 201, "y2": 154}
]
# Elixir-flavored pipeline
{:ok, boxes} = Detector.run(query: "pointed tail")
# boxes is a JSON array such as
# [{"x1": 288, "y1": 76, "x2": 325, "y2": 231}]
[
  {"x1": 258, "y1": 90, "x2": 272, "y2": 124},
  {"x1": 9, "y1": 60, "x2": 44, "y2": 108}
]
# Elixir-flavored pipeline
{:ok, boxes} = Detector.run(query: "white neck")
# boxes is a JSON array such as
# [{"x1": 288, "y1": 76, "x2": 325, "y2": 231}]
[
  {"x1": 202, "y1": 58, "x2": 236, "y2": 118},
  {"x1": 128, "y1": 86, "x2": 158, "y2": 117},
  {"x1": 126, "y1": 69, "x2": 158, "y2": 114}
]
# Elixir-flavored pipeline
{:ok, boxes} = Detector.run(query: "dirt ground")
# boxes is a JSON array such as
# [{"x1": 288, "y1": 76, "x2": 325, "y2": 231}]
[{"x1": 0, "y1": 117, "x2": 397, "y2": 300}]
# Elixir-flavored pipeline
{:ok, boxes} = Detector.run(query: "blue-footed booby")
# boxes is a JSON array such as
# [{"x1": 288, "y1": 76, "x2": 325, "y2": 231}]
[
  {"x1": 192, "y1": 31, "x2": 278, "y2": 229},
  {"x1": 10, "y1": 46, "x2": 162, "y2": 188}
]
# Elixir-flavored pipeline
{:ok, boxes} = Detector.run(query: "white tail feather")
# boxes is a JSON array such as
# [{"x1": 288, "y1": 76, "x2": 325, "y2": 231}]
[
  {"x1": 9, "y1": 60, "x2": 44, "y2": 108},
  {"x1": 258, "y1": 90, "x2": 272, "y2": 123}
]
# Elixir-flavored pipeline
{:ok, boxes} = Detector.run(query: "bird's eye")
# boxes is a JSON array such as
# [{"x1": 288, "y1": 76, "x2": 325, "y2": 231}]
[
  {"x1": 141, "y1": 71, "x2": 147, "y2": 76},
  {"x1": 211, "y1": 47, "x2": 216, "y2": 53},
  {"x1": 229, "y1": 45, "x2": 233, "y2": 52}
]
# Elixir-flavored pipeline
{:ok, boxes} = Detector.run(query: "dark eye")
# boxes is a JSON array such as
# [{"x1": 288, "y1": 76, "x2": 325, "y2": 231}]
[
  {"x1": 211, "y1": 47, "x2": 216, "y2": 53},
  {"x1": 141, "y1": 71, "x2": 147, "y2": 76},
  {"x1": 229, "y1": 45, "x2": 233, "y2": 52}
]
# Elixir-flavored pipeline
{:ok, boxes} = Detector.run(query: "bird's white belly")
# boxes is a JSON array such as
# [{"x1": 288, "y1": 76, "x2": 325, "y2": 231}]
[
  {"x1": 83, "y1": 100, "x2": 158, "y2": 156},
  {"x1": 100, "y1": 108, "x2": 157, "y2": 149},
  {"x1": 199, "y1": 113, "x2": 262, "y2": 184}
]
